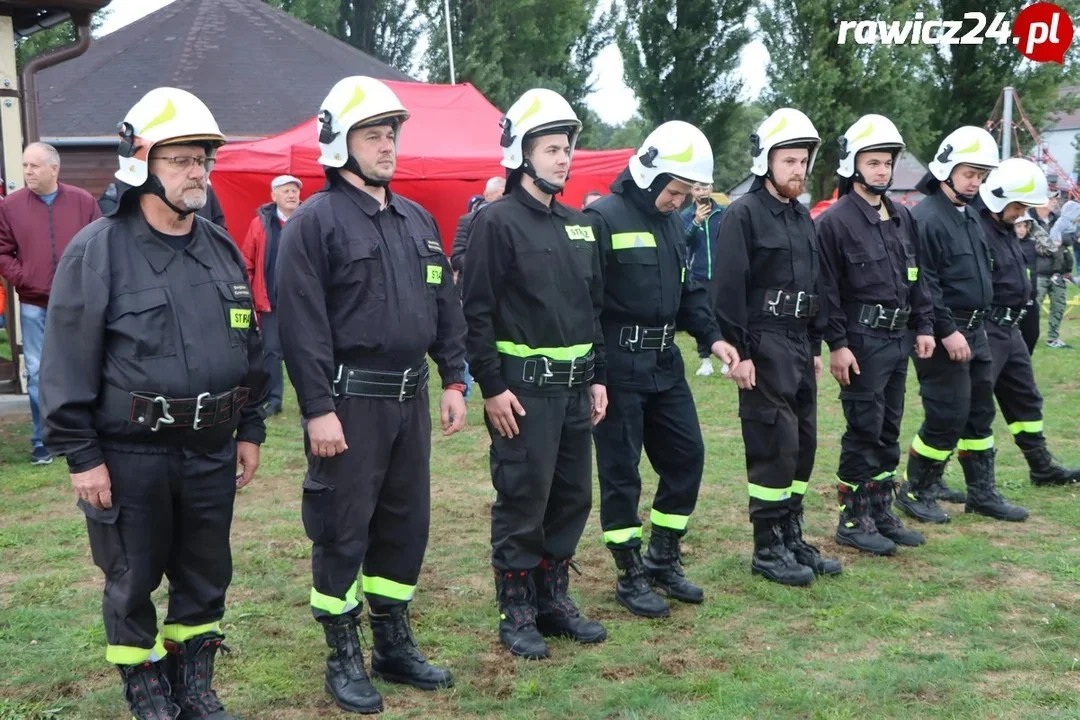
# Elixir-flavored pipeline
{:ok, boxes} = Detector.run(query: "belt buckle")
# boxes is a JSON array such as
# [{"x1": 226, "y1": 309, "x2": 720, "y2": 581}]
[
  {"x1": 332, "y1": 365, "x2": 344, "y2": 397},
  {"x1": 767, "y1": 290, "x2": 784, "y2": 317},
  {"x1": 568, "y1": 356, "x2": 580, "y2": 387},
  {"x1": 538, "y1": 357, "x2": 554, "y2": 387},
  {"x1": 150, "y1": 396, "x2": 175, "y2": 432},
  {"x1": 659, "y1": 323, "x2": 672, "y2": 351},
  {"x1": 967, "y1": 310, "x2": 981, "y2": 330},
  {"x1": 888, "y1": 308, "x2": 902, "y2": 331},
  {"x1": 1015, "y1": 308, "x2": 1027, "y2": 327},
  {"x1": 398, "y1": 367, "x2": 414, "y2": 402},
  {"x1": 793, "y1": 291, "x2": 807, "y2": 318},
  {"x1": 192, "y1": 391, "x2": 211, "y2": 430},
  {"x1": 621, "y1": 325, "x2": 641, "y2": 351}
]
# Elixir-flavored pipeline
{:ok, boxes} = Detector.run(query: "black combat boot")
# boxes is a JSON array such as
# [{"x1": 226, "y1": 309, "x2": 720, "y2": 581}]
[
  {"x1": 869, "y1": 478, "x2": 925, "y2": 547},
  {"x1": 369, "y1": 604, "x2": 453, "y2": 690},
  {"x1": 610, "y1": 547, "x2": 670, "y2": 618},
  {"x1": 960, "y1": 449, "x2": 1029, "y2": 522},
  {"x1": 495, "y1": 568, "x2": 549, "y2": 659},
  {"x1": 164, "y1": 633, "x2": 238, "y2": 720},
  {"x1": 534, "y1": 557, "x2": 607, "y2": 643},
  {"x1": 751, "y1": 516, "x2": 814, "y2": 586},
  {"x1": 321, "y1": 615, "x2": 384, "y2": 714},
  {"x1": 642, "y1": 527, "x2": 704, "y2": 603},
  {"x1": 118, "y1": 660, "x2": 181, "y2": 720},
  {"x1": 896, "y1": 453, "x2": 951, "y2": 524},
  {"x1": 835, "y1": 482, "x2": 897, "y2": 556},
  {"x1": 1024, "y1": 445, "x2": 1080, "y2": 486},
  {"x1": 785, "y1": 505, "x2": 843, "y2": 574},
  {"x1": 926, "y1": 458, "x2": 967, "y2": 504}
]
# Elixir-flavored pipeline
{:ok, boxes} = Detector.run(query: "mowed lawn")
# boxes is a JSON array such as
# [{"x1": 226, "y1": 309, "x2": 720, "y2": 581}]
[{"x1": 3, "y1": 305, "x2": 1080, "y2": 719}]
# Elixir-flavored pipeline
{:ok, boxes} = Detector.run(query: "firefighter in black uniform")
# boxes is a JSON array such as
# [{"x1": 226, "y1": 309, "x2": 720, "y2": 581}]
[
  {"x1": 896, "y1": 126, "x2": 1029, "y2": 524},
  {"x1": 714, "y1": 107, "x2": 842, "y2": 587},
  {"x1": 817, "y1": 115, "x2": 935, "y2": 556},
  {"x1": 586, "y1": 120, "x2": 740, "y2": 617},
  {"x1": 975, "y1": 159, "x2": 1080, "y2": 487},
  {"x1": 276, "y1": 77, "x2": 466, "y2": 714},
  {"x1": 462, "y1": 88, "x2": 608, "y2": 660},
  {"x1": 40, "y1": 88, "x2": 268, "y2": 720}
]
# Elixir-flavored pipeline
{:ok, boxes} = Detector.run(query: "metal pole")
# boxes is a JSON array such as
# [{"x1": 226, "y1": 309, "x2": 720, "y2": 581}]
[
  {"x1": 444, "y1": 0, "x2": 456, "y2": 84},
  {"x1": 1002, "y1": 86, "x2": 1014, "y2": 159}
]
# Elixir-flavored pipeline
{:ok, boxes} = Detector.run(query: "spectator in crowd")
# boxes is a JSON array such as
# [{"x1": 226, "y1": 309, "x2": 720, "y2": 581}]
[
  {"x1": 1035, "y1": 199, "x2": 1078, "y2": 349},
  {"x1": 582, "y1": 190, "x2": 602, "y2": 208},
  {"x1": 239, "y1": 174, "x2": 303, "y2": 414},
  {"x1": 0, "y1": 142, "x2": 100, "y2": 465},
  {"x1": 1013, "y1": 215, "x2": 1040, "y2": 355},
  {"x1": 680, "y1": 181, "x2": 725, "y2": 376}
]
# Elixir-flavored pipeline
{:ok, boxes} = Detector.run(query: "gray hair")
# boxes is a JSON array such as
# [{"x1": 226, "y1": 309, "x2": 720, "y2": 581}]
[
  {"x1": 485, "y1": 176, "x2": 505, "y2": 194},
  {"x1": 25, "y1": 142, "x2": 60, "y2": 168}
]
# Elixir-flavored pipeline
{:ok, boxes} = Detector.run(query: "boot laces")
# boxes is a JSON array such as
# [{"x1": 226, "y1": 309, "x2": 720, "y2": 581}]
[
  {"x1": 501, "y1": 571, "x2": 539, "y2": 632},
  {"x1": 546, "y1": 559, "x2": 581, "y2": 618},
  {"x1": 180, "y1": 637, "x2": 225, "y2": 714},
  {"x1": 121, "y1": 662, "x2": 175, "y2": 718},
  {"x1": 387, "y1": 607, "x2": 426, "y2": 662}
]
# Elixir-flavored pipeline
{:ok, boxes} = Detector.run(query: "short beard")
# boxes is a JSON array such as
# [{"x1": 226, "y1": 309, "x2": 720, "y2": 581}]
[
  {"x1": 776, "y1": 177, "x2": 805, "y2": 200},
  {"x1": 180, "y1": 189, "x2": 207, "y2": 211}
]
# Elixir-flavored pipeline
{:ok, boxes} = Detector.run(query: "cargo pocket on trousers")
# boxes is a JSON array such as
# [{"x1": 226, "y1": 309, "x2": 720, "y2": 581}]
[
  {"x1": 78, "y1": 499, "x2": 129, "y2": 579},
  {"x1": 839, "y1": 390, "x2": 878, "y2": 436},
  {"x1": 738, "y1": 399, "x2": 779, "y2": 462},
  {"x1": 489, "y1": 443, "x2": 529, "y2": 498},
  {"x1": 301, "y1": 475, "x2": 336, "y2": 545}
]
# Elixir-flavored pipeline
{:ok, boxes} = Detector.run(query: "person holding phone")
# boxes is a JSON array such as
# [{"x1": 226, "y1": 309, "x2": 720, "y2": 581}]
[{"x1": 681, "y1": 182, "x2": 726, "y2": 376}]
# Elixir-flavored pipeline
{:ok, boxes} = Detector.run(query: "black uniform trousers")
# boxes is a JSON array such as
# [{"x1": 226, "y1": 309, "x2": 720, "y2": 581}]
[
  {"x1": 837, "y1": 333, "x2": 913, "y2": 485},
  {"x1": 987, "y1": 322, "x2": 1045, "y2": 453},
  {"x1": 302, "y1": 392, "x2": 431, "y2": 619},
  {"x1": 596, "y1": 375, "x2": 705, "y2": 548},
  {"x1": 488, "y1": 388, "x2": 593, "y2": 570},
  {"x1": 911, "y1": 326, "x2": 995, "y2": 460},
  {"x1": 739, "y1": 327, "x2": 817, "y2": 520},
  {"x1": 82, "y1": 439, "x2": 237, "y2": 665},
  {"x1": 1020, "y1": 303, "x2": 1039, "y2": 356}
]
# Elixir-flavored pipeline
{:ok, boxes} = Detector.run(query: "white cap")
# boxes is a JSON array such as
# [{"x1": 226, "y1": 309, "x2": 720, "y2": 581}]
[{"x1": 272, "y1": 175, "x2": 303, "y2": 191}]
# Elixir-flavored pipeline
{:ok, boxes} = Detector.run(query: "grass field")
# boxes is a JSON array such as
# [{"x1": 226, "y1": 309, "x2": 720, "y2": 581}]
[{"x1": 2, "y1": 310, "x2": 1080, "y2": 719}]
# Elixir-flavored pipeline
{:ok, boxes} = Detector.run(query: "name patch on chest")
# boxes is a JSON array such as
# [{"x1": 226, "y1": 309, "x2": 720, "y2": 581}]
[
  {"x1": 230, "y1": 309, "x2": 252, "y2": 328},
  {"x1": 907, "y1": 267, "x2": 919, "y2": 282},
  {"x1": 230, "y1": 283, "x2": 251, "y2": 299},
  {"x1": 426, "y1": 265, "x2": 443, "y2": 284},
  {"x1": 565, "y1": 225, "x2": 596, "y2": 242}
]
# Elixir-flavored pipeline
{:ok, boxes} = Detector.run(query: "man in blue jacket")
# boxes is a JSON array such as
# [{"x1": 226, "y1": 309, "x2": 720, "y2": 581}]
[{"x1": 680, "y1": 181, "x2": 725, "y2": 376}]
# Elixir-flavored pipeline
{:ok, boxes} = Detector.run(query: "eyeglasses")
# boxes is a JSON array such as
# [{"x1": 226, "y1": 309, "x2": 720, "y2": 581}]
[{"x1": 150, "y1": 155, "x2": 215, "y2": 171}]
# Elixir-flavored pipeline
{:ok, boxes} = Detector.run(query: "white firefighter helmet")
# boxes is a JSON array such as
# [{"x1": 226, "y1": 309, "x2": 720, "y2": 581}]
[
  {"x1": 317, "y1": 76, "x2": 410, "y2": 168},
  {"x1": 499, "y1": 88, "x2": 581, "y2": 170},
  {"x1": 927, "y1": 126, "x2": 999, "y2": 181},
  {"x1": 750, "y1": 108, "x2": 821, "y2": 177},
  {"x1": 979, "y1": 158, "x2": 1050, "y2": 213},
  {"x1": 628, "y1": 120, "x2": 714, "y2": 190},
  {"x1": 115, "y1": 87, "x2": 225, "y2": 187},
  {"x1": 837, "y1": 114, "x2": 905, "y2": 178}
]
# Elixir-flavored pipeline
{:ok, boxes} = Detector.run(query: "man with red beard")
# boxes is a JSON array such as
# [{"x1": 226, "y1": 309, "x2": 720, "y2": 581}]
[{"x1": 713, "y1": 108, "x2": 841, "y2": 587}]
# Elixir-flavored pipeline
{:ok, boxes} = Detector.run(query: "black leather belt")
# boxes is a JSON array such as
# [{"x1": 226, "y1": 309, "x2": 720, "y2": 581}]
[
  {"x1": 333, "y1": 363, "x2": 428, "y2": 401},
  {"x1": 102, "y1": 384, "x2": 250, "y2": 432},
  {"x1": 762, "y1": 289, "x2": 819, "y2": 318},
  {"x1": 501, "y1": 353, "x2": 595, "y2": 389},
  {"x1": 951, "y1": 309, "x2": 987, "y2": 330},
  {"x1": 617, "y1": 324, "x2": 675, "y2": 352},
  {"x1": 988, "y1": 305, "x2": 1027, "y2": 328},
  {"x1": 856, "y1": 304, "x2": 911, "y2": 331}
]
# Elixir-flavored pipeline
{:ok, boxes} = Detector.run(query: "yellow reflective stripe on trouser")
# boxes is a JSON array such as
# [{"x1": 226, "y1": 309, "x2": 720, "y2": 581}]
[
  {"x1": 603, "y1": 526, "x2": 643, "y2": 545},
  {"x1": 495, "y1": 341, "x2": 593, "y2": 361},
  {"x1": 611, "y1": 232, "x2": 657, "y2": 250},
  {"x1": 790, "y1": 480, "x2": 808, "y2": 496},
  {"x1": 106, "y1": 634, "x2": 167, "y2": 665},
  {"x1": 872, "y1": 471, "x2": 894, "y2": 481},
  {"x1": 362, "y1": 575, "x2": 416, "y2": 602},
  {"x1": 748, "y1": 483, "x2": 792, "y2": 502},
  {"x1": 311, "y1": 580, "x2": 360, "y2": 615},
  {"x1": 835, "y1": 474, "x2": 859, "y2": 490},
  {"x1": 162, "y1": 622, "x2": 220, "y2": 643},
  {"x1": 1009, "y1": 420, "x2": 1044, "y2": 435},
  {"x1": 957, "y1": 436, "x2": 994, "y2": 451},
  {"x1": 650, "y1": 509, "x2": 689, "y2": 531},
  {"x1": 911, "y1": 435, "x2": 952, "y2": 461}
]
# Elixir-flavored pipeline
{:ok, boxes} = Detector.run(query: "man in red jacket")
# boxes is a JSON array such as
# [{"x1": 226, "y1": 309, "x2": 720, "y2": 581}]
[
  {"x1": 0, "y1": 142, "x2": 100, "y2": 464},
  {"x1": 239, "y1": 174, "x2": 302, "y2": 414}
]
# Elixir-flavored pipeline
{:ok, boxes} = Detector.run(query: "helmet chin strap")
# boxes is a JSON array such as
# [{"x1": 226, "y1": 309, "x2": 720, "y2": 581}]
[
  {"x1": 853, "y1": 171, "x2": 892, "y2": 196},
  {"x1": 146, "y1": 175, "x2": 197, "y2": 220},
  {"x1": 343, "y1": 155, "x2": 390, "y2": 188},
  {"x1": 522, "y1": 159, "x2": 565, "y2": 196},
  {"x1": 944, "y1": 176, "x2": 976, "y2": 204}
]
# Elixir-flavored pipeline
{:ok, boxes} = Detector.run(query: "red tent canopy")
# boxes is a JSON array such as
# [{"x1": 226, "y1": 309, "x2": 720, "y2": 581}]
[{"x1": 211, "y1": 81, "x2": 632, "y2": 250}]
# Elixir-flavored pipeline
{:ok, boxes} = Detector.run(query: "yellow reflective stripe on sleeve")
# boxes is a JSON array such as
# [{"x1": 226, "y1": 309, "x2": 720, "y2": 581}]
[
  {"x1": 162, "y1": 622, "x2": 220, "y2": 642},
  {"x1": 957, "y1": 436, "x2": 994, "y2": 451},
  {"x1": 1008, "y1": 420, "x2": 1044, "y2": 435},
  {"x1": 495, "y1": 341, "x2": 593, "y2": 361},
  {"x1": 911, "y1": 435, "x2": 952, "y2": 461},
  {"x1": 106, "y1": 634, "x2": 167, "y2": 665},
  {"x1": 790, "y1": 480, "x2": 809, "y2": 496},
  {"x1": 310, "y1": 580, "x2": 360, "y2": 615},
  {"x1": 362, "y1": 575, "x2": 416, "y2": 601},
  {"x1": 611, "y1": 232, "x2": 657, "y2": 250},
  {"x1": 650, "y1": 508, "x2": 689, "y2": 531},
  {"x1": 603, "y1": 526, "x2": 643, "y2": 545},
  {"x1": 748, "y1": 483, "x2": 792, "y2": 502}
]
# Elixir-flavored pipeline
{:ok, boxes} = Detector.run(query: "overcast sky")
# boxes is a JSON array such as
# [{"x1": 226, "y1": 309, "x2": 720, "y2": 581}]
[{"x1": 97, "y1": 0, "x2": 769, "y2": 125}]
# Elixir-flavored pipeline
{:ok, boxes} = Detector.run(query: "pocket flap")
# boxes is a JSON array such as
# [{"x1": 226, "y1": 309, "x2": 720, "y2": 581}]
[
  {"x1": 846, "y1": 244, "x2": 886, "y2": 263},
  {"x1": 302, "y1": 475, "x2": 334, "y2": 493},
  {"x1": 217, "y1": 281, "x2": 252, "y2": 302},
  {"x1": 738, "y1": 401, "x2": 778, "y2": 425},
  {"x1": 77, "y1": 499, "x2": 120, "y2": 524},
  {"x1": 492, "y1": 443, "x2": 528, "y2": 463},
  {"x1": 413, "y1": 234, "x2": 444, "y2": 257},
  {"x1": 839, "y1": 390, "x2": 876, "y2": 403},
  {"x1": 345, "y1": 240, "x2": 379, "y2": 262},
  {"x1": 106, "y1": 287, "x2": 168, "y2": 321},
  {"x1": 614, "y1": 248, "x2": 659, "y2": 265}
]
